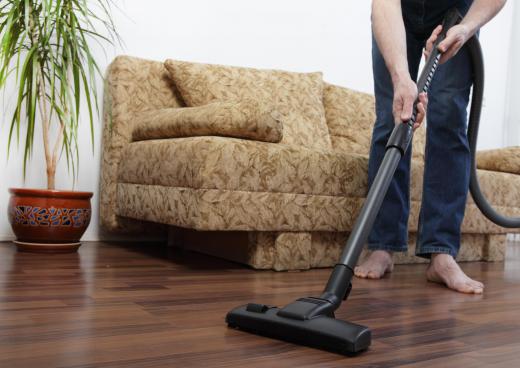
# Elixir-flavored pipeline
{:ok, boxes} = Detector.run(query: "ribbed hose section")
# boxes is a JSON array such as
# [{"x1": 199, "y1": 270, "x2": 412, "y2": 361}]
[{"x1": 467, "y1": 36, "x2": 520, "y2": 228}]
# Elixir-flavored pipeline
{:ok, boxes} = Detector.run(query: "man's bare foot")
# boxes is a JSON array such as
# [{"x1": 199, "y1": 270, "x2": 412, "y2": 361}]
[
  {"x1": 426, "y1": 253, "x2": 484, "y2": 294},
  {"x1": 354, "y1": 250, "x2": 394, "y2": 279}
]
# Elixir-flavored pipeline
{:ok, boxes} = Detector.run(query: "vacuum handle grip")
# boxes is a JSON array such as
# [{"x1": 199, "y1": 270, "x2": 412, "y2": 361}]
[
  {"x1": 408, "y1": 8, "x2": 462, "y2": 128},
  {"x1": 431, "y1": 8, "x2": 463, "y2": 59}
]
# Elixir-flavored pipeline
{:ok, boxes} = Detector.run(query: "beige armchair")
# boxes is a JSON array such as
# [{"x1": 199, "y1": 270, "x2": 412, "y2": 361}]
[{"x1": 100, "y1": 55, "x2": 520, "y2": 270}]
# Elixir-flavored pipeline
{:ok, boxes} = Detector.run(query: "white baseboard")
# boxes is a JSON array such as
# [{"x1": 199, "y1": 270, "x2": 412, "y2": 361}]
[{"x1": 0, "y1": 233, "x2": 15, "y2": 242}]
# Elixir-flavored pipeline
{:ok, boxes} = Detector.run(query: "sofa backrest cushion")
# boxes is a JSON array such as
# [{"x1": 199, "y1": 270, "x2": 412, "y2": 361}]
[
  {"x1": 323, "y1": 83, "x2": 425, "y2": 160},
  {"x1": 164, "y1": 59, "x2": 332, "y2": 151}
]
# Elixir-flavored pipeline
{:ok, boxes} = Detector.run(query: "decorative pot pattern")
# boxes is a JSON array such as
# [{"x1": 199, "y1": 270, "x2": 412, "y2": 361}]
[
  {"x1": 7, "y1": 188, "x2": 93, "y2": 250},
  {"x1": 10, "y1": 206, "x2": 91, "y2": 227}
]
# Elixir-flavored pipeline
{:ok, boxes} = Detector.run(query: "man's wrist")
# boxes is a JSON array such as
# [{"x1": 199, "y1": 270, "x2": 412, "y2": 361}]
[
  {"x1": 391, "y1": 68, "x2": 411, "y2": 85},
  {"x1": 459, "y1": 20, "x2": 477, "y2": 37}
]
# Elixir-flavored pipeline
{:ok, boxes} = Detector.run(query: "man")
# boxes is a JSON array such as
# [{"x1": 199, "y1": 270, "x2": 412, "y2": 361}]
[{"x1": 355, "y1": 0, "x2": 507, "y2": 294}]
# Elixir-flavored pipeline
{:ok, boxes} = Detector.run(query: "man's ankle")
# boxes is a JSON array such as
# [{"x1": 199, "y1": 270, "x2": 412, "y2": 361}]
[
  {"x1": 370, "y1": 249, "x2": 394, "y2": 255},
  {"x1": 430, "y1": 253, "x2": 454, "y2": 260}
]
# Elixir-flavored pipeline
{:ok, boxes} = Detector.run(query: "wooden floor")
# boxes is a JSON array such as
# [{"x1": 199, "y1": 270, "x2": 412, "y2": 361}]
[{"x1": 1, "y1": 241, "x2": 520, "y2": 367}]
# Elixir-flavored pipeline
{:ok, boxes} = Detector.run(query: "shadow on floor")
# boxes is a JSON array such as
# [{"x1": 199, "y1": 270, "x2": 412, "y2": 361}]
[{"x1": 102, "y1": 240, "x2": 248, "y2": 271}]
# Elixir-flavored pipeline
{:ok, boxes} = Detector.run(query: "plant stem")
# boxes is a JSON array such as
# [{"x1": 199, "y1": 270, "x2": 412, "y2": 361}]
[
  {"x1": 36, "y1": 70, "x2": 55, "y2": 190},
  {"x1": 30, "y1": 3, "x2": 56, "y2": 191}
]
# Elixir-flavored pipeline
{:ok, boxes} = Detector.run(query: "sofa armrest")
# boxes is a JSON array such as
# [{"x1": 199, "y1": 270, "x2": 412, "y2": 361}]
[
  {"x1": 132, "y1": 98, "x2": 283, "y2": 143},
  {"x1": 477, "y1": 147, "x2": 520, "y2": 175}
]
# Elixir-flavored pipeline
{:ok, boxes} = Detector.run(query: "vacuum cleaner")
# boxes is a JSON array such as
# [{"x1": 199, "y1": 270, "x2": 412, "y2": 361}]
[{"x1": 226, "y1": 8, "x2": 520, "y2": 355}]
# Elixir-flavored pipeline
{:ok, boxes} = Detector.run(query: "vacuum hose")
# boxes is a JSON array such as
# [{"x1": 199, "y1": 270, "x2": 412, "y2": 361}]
[{"x1": 466, "y1": 36, "x2": 520, "y2": 228}]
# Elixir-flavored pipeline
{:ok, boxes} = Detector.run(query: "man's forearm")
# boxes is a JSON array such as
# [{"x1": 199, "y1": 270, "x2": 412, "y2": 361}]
[
  {"x1": 461, "y1": 0, "x2": 507, "y2": 35},
  {"x1": 371, "y1": 0, "x2": 409, "y2": 84}
]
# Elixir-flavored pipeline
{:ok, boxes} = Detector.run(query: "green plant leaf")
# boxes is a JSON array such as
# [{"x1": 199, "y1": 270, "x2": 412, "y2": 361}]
[{"x1": 1, "y1": 0, "x2": 121, "y2": 187}]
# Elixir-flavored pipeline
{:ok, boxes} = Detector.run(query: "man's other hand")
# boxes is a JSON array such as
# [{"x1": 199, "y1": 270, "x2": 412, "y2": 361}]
[{"x1": 424, "y1": 24, "x2": 470, "y2": 64}]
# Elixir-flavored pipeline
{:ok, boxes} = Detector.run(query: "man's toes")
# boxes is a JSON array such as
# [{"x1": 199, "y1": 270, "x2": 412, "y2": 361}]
[
  {"x1": 456, "y1": 281, "x2": 483, "y2": 294},
  {"x1": 473, "y1": 287, "x2": 484, "y2": 294},
  {"x1": 468, "y1": 279, "x2": 483, "y2": 288},
  {"x1": 367, "y1": 270, "x2": 382, "y2": 279},
  {"x1": 468, "y1": 280, "x2": 484, "y2": 292},
  {"x1": 453, "y1": 282, "x2": 475, "y2": 294},
  {"x1": 466, "y1": 282, "x2": 484, "y2": 294},
  {"x1": 354, "y1": 267, "x2": 368, "y2": 278},
  {"x1": 463, "y1": 276, "x2": 484, "y2": 289}
]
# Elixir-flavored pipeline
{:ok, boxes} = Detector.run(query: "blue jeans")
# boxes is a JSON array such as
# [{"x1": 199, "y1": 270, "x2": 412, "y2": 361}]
[{"x1": 368, "y1": 2, "x2": 473, "y2": 258}]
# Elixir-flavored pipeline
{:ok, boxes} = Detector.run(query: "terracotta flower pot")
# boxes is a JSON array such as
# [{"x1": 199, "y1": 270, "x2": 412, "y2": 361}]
[{"x1": 7, "y1": 188, "x2": 93, "y2": 253}]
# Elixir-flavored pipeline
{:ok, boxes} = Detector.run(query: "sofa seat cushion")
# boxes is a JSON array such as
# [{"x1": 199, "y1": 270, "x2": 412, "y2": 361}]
[
  {"x1": 132, "y1": 99, "x2": 283, "y2": 143},
  {"x1": 117, "y1": 136, "x2": 520, "y2": 209},
  {"x1": 118, "y1": 136, "x2": 367, "y2": 198},
  {"x1": 164, "y1": 59, "x2": 331, "y2": 151}
]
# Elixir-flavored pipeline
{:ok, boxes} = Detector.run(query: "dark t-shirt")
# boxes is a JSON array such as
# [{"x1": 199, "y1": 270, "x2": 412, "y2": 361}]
[{"x1": 401, "y1": 0, "x2": 473, "y2": 36}]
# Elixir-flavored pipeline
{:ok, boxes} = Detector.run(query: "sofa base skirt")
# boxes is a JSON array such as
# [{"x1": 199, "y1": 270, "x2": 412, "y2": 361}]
[{"x1": 167, "y1": 227, "x2": 507, "y2": 271}]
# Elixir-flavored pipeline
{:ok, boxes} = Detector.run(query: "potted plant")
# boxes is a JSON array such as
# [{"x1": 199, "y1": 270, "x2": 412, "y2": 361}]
[{"x1": 1, "y1": 0, "x2": 119, "y2": 252}]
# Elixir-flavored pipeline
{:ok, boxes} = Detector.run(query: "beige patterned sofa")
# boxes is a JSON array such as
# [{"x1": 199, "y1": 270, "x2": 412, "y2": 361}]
[{"x1": 100, "y1": 55, "x2": 520, "y2": 270}]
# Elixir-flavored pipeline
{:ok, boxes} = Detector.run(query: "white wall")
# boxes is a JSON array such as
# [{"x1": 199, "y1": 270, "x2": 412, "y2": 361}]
[
  {"x1": 0, "y1": 0, "x2": 515, "y2": 241},
  {"x1": 504, "y1": 1, "x2": 520, "y2": 146}
]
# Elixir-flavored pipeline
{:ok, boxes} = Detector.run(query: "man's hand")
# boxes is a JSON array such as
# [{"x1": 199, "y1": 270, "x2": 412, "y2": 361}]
[
  {"x1": 424, "y1": 0, "x2": 506, "y2": 63},
  {"x1": 393, "y1": 77, "x2": 428, "y2": 130},
  {"x1": 424, "y1": 24, "x2": 471, "y2": 64},
  {"x1": 424, "y1": 0, "x2": 507, "y2": 64},
  {"x1": 415, "y1": 92, "x2": 428, "y2": 130}
]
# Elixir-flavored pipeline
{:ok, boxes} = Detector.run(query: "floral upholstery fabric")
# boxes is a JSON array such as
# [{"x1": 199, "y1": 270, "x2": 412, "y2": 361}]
[
  {"x1": 118, "y1": 136, "x2": 520, "y2": 208},
  {"x1": 115, "y1": 183, "x2": 519, "y2": 234},
  {"x1": 118, "y1": 137, "x2": 368, "y2": 198},
  {"x1": 477, "y1": 147, "x2": 520, "y2": 175},
  {"x1": 132, "y1": 99, "x2": 283, "y2": 143},
  {"x1": 163, "y1": 59, "x2": 331, "y2": 151},
  {"x1": 322, "y1": 83, "x2": 427, "y2": 161},
  {"x1": 117, "y1": 182, "x2": 517, "y2": 270},
  {"x1": 100, "y1": 55, "x2": 184, "y2": 232},
  {"x1": 101, "y1": 55, "x2": 520, "y2": 270}
]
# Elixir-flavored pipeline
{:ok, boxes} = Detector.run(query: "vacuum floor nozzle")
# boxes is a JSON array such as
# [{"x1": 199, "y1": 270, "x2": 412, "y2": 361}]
[{"x1": 226, "y1": 303, "x2": 371, "y2": 355}]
